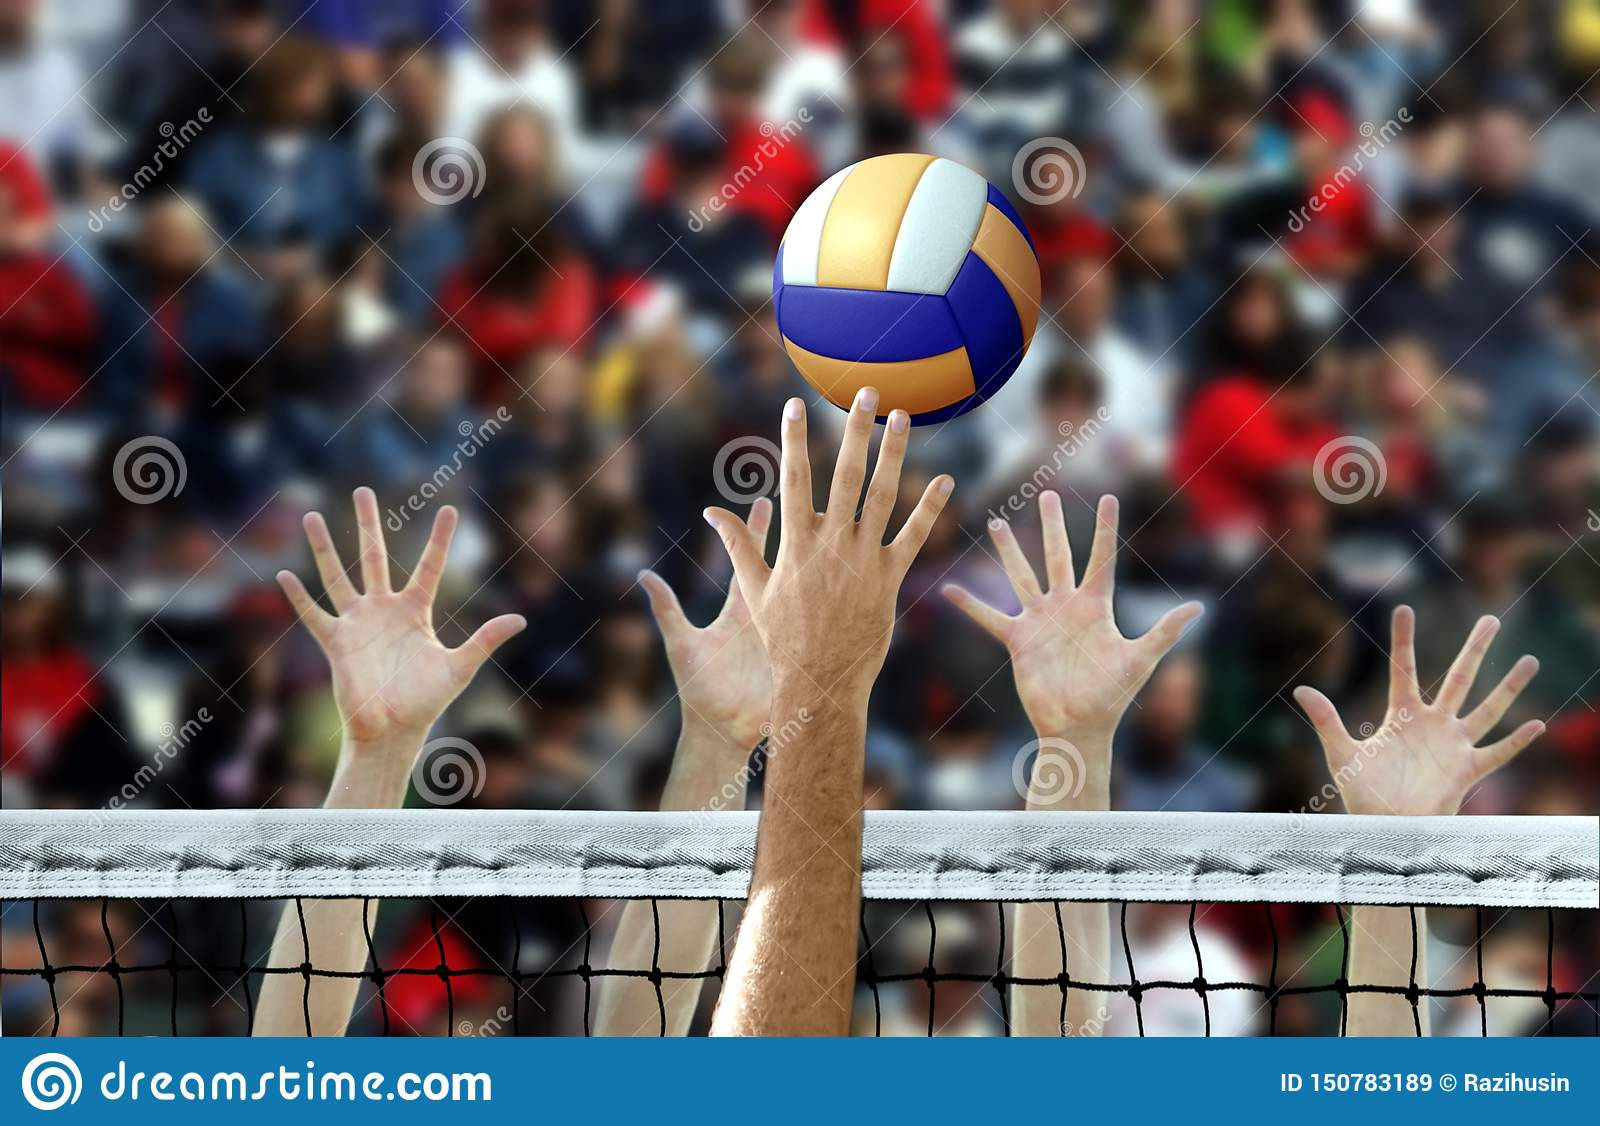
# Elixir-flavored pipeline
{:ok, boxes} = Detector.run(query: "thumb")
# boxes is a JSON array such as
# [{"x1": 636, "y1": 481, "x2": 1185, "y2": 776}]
[
  {"x1": 705, "y1": 506, "x2": 770, "y2": 601},
  {"x1": 1292, "y1": 685, "x2": 1354, "y2": 767},
  {"x1": 450, "y1": 613, "x2": 527, "y2": 681},
  {"x1": 638, "y1": 569, "x2": 691, "y2": 643}
]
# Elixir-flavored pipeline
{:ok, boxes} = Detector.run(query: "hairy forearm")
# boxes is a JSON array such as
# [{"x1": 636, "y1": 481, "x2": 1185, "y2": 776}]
[
  {"x1": 597, "y1": 716, "x2": 753, "y2": 1036},
  {"x1": 711, "y1": 686, "x2": 868, "y2": 1036},
  {"x1": 253, "y1": 733, "x2": 417, "y2": 1036},
  {"x1": 1346, "y1": 905, "x2": 1429, "y2": 1036},
  {"x1": 1012, "y1": 726, "x2": 1113, "y2": 1037}
]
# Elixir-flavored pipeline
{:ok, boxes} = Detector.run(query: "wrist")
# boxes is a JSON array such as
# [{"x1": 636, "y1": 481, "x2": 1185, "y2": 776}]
[
  {"x1": 328, "y1": 732, "x2": 421, "y2": 808},
  {"x1": 1025, "y1": 725, "x2": 1112, "y2": 811},
  {"x1": 678, "y1": 710, "x2": 757, "y2": 765}
]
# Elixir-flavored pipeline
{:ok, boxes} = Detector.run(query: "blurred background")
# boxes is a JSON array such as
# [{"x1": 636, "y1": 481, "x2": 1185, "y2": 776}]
[{"x1": 3, "y1": 0, "x2": 1599, "y2": 1036}]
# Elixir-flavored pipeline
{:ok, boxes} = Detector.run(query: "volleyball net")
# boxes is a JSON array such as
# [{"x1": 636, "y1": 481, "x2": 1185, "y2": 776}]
[{"x1": 2, "y1": 811, "x2": 1596, "y2": 1037}]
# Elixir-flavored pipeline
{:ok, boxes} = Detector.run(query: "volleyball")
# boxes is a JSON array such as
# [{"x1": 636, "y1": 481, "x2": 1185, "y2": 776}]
[{"x1": 774, "y1": 153, "x2": 1041, "y2": 424}]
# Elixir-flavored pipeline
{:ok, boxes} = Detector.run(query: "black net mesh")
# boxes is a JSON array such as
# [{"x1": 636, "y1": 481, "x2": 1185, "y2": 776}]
[{"x1": 3, "y1": 896, "x2": 1596, "y2": 1037}]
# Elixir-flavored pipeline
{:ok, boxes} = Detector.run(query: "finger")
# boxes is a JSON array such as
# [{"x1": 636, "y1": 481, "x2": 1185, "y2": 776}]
[
  {"x1": 1472, "y1": 719, "x2": 1545, "y2": 779},
  {"x1": 1434, "y1": 614, "x2": 1500, "y2": 714},
  {"x1": 1462, "y1": 655, "x2": 1539, "y2": 742},
  {"x1": 276, "y1": 570, "x2": 335, "y2": 642},
  {"x1": 826, "y1": 386, "x2": 879, "y2": 519},
  {"x1": 860, "y1": 409, "x2": 910, "y2": 538},
  {"x1": 1387, "y1": 604, "x2": 1418, "y2": 711},
  {"x1": 1134, "y1": 601, "x2": 1205, "y2": 670},
  {"x1": 303, "y1": 511, "x2": 358, "y2": 612},
  {"x1": 747, "y1": 495, "x2": 774, "y2": 556},
  {"x1": 1039, "y1": 490, "x2": 1074, "y2": 593},
  {"x1": 353, "y1": 486, "x2": 391, "y2": 595},
  {"x1": 1080, "y1": 495, "x2": 1119, "y2": 600},
  {"x1": 705, "y1": 506, "x2": 771, "y2": 600},
  {"x1": 406, "y1": 505, "x2": 458, "y2": 603},
  {"x1": 890, "y1": 474, "x2": 955, "y2": 566},
  {"x1": 449, "y1": 613, "x2": 528, "y2": 681},
  {"x1": 941, "y1": 582, "x2": 1012, "y2": 642},
  {"x1": 1292, "y1": 685, "x2": 1353, "y2": 762},
  {"x1": 721, "y1": 497, "x2": 774, "y2": 616},
  {"x1": 779, "y1": 397, "x2": 813, "y2": 529},
  {"x1": 638, "y1": 569, "x2": 691, "y2": 644},
  {"x1": 988, "y1": 516, "x2": 1043, "y2": 605}
]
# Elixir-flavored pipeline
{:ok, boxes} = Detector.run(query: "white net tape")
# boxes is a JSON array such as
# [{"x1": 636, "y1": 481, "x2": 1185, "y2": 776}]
[{"x1": 3, "y1": 811, "x2": 1595, "y2": 907}]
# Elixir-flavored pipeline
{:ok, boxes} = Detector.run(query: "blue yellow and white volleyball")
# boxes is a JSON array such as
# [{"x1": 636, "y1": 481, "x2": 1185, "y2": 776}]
[{"x1": 774, "y1": 153, "x2": 1040, "y2": 424}]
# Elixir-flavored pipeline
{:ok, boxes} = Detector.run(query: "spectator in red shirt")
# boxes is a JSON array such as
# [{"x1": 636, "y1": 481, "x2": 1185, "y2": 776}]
[
  {"x1": 1175, "y1": 270, "x2": 1335, "y2": 542},
  {"x1": 637, "y1": 32, "x2": 819, "y2": 246},
  {"x1": 0, "y1": 143, "x2": 95, "y2": 412},
  {"x1": 439, "y1": 195, "x2": 597, "y2": 402}
]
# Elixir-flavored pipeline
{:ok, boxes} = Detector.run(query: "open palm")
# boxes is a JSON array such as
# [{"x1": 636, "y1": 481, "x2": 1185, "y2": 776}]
[
  {"x1": 276, "y1": 489, "x2": 525, "y2": 746},
  {"x1": 638, "y1": 498, "x2": 774, "y2": 748},
  {"x1": 1293, "y1": 607, "x2": 1544, "y2": 816},
  {"x1": 943, "y1": 492, "x2": 1203, "y2": 740}
]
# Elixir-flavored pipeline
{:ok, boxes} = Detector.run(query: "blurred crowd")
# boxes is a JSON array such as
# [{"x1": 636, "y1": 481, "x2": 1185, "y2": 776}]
[{"x1": 3, "y1": 0, "x2": 1599, "y2": 1036}]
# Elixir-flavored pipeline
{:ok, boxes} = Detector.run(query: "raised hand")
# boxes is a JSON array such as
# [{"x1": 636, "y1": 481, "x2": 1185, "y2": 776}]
[
  {"x1": 257, "y1": 489, "x2": 524, "y2": 1036},
  {"x1": 703, "y1": 389, "x2": 953, "y2": 704},
  {"x1": 942, "y1": 490, "x2": 1201, "y2": 1038},
  {"x1": 275, "y1": 487, "x2": 526, "y2": 749},
  {"x1": 1292, "y1": 606, "x2": 1543, "y2": 816},
  {"x1": 943, "y1": 491, "x2": 1203, "y2": 762},
  {"x1": 706, "y1": 390, "x2": 954, "y2": 1036},
  {"x1": 637, "y1": 497, "x2": 774, "y2": 749}
]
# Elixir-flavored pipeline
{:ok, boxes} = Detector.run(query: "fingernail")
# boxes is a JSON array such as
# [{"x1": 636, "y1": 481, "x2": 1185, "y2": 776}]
[
  {"x1": 988, "y1": 516, "x2": 1003, "y2": 529},
  {"x1": 856, "y1": 387, "x2": 879, "y2": 412},
  {"x1": 702, "y1": 509, "x2": 722, "y2": 530},
  {"x1": 889, "y1": 410, "x2": 908, "y2": 433},
  {"x1": 937, "y1": 477, "x2": 954, "y2": 497},
  {"x1": 784, "y1": 398, "x2": 803, "y2": 421}
]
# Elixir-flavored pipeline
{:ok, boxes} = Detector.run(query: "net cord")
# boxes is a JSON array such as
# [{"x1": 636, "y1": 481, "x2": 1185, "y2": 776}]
[{"x1": 2, "y1": 811, "x2": 1595, "y2": 908}]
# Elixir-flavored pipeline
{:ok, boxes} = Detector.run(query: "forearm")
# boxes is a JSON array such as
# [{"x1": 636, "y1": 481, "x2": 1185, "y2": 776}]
[
  {"x1": 253, "y1": 734, "x2": 417, "y2": 1036},
  {"x1": 711, "y1": 687, "x2": 868, "y2": 1036},
  {"x1": 1346, "y1": 905, "x2": 1429, "y2": 1036},
  {"x1": 1012, "y1": 726, "x2": 1112, "y2": 1037},
  {"x1": 597, "y1": 717, "x2": 753, "y2": 1036}
]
